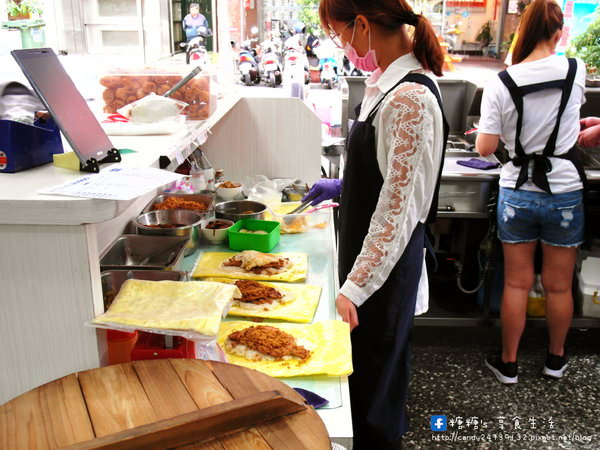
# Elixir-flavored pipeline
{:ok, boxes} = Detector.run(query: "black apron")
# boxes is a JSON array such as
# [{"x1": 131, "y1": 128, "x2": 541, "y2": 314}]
[
  {"x1": 498, "y1": 58, "x2": 589, "y2": 243},
  {"x1": 339, "y1": 72, "x2": 448, "y2": 447}
]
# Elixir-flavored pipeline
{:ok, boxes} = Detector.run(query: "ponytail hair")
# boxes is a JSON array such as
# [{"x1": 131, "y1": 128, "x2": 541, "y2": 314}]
[
  {"x1": 412, "y1": 14, "x2": 444, "y2": 77},
  {"x1": 512, "y1": 0, "x2": 563, "y2": 64},
  {"x1": 319, "y1": 0, "x2": 444, "y2": 76}
]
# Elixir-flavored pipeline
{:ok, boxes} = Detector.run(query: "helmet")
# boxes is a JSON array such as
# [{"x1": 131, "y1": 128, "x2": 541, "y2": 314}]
[{"x1": 293, "y1": 21, "x2": 306, "y2": 34}]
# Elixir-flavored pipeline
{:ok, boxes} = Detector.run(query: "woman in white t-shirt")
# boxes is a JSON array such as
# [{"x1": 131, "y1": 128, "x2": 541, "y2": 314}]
[{"x1": 476, "y1": 0, "x2": 586, "y2": 385}]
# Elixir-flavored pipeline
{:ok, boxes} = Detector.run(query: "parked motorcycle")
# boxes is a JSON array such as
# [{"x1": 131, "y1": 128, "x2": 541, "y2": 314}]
[
  {"x1": 314, "y1": 40, "x2": 339, "y2": 89},
  {"x1": 319, "y1": 57, "x2": 339, "y2": 89},
  {"x1": 181, "y1": 25, "x2": 212, "y2": 65},
  {"x1": 238, "y1": 41, "x2": 261, "y2": 86},
  {"x1": 282, "y1": 46, "x2": 310, "y2": 98},
  {"x1": 260, "y1": 40, "x2": 282, "y2": 87},
  {"x1": 282, "y1": 46, "x2": 310, "y2": 84}
]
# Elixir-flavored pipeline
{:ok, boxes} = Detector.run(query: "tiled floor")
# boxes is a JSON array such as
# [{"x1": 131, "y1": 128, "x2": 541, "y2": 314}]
[{"x1": 403, "y1": 324, "x2": 600, "y2": 449}]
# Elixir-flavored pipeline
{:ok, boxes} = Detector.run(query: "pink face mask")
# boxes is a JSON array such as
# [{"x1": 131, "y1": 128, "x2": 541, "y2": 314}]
[{"x1": 344, "y1": 22, "x2": 378, "y2": 72}]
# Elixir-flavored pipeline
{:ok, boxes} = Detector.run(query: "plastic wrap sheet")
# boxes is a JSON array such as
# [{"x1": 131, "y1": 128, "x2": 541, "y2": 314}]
[
  {"x1": 91, "y1": 279, "x2": 240, "y2": 338},
  {"x1": 218, "y1": 320, "x2": 353, "y2": 377}
]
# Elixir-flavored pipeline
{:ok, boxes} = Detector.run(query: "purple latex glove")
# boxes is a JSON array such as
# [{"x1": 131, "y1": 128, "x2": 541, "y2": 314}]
[{"x1": 302, "y1": 178, "x2": 343, "y2": 205}]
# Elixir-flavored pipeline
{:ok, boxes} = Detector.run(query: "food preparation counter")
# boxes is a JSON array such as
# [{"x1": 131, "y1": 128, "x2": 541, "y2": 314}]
[
  {"x1": 0, "y1": 92, "x2": 324, "y2": 408},
  {"x1": 177, "y1": 214, "x2": 352, "y2": 443}
]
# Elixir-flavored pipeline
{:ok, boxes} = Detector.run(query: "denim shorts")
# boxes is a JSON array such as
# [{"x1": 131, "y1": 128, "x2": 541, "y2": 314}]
[{"x1": 497, "y1": 187, "x2": 584, "y2": 247}]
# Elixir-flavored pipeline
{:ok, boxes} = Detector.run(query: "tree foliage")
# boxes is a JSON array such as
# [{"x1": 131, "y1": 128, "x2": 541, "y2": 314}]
[
  {"x1": 570, "y1": 7, "x2": 600, "y2": 73},
  {"x1": 297, "y1": 0, "x2": 321, "y2": 35}
]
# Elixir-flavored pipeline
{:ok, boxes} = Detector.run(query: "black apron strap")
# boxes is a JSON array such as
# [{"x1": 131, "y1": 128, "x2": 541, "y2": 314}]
[
  {"x1": 543, "y1": 58, "x2": 578, "y2": 156},
  {"x1": 498, "y1": 70, "x2": 526, "y2": 158},
  {"x1": 365, "y1": 78, "x2": 409, "y2": 123},
  {"x1": 497, "y1": 58, "x2": 579, "y2": 194},
  {"x1": 354, "y1": 103, "x2": 362, "y2": 117}
]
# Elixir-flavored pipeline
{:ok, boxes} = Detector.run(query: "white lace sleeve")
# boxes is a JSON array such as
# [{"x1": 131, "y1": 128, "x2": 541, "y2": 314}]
[{"x1": 339, "y1": 82, "x2": 439, "y2": 307}]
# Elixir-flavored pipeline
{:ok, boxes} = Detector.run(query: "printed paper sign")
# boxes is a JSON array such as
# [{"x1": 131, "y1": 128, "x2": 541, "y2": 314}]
[{"x1": 39, "y1": 167, "x2": 183, "y2": 200}]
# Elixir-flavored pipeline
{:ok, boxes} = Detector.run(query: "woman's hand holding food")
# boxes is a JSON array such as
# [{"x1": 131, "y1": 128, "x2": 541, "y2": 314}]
[
  {"x1": 336, "y1": 293, "x2": 358, "y2": 331},
  {"x1": 303, "y1": 178, "x2": 343, "y2": 206}
]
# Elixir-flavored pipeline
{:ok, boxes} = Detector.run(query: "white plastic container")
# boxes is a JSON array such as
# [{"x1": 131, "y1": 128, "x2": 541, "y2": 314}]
[{"x1": 577, "y1": 257, "x2": 600, "y2": 318}]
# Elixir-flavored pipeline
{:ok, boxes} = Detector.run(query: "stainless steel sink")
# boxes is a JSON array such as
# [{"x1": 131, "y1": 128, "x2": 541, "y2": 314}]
[{"x1": 438, "y1": 179, "x2": 492, "y2": 214}]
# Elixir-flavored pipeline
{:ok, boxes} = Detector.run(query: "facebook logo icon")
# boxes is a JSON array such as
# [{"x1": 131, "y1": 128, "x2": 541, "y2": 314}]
[{"x1": 430, "y1": 415, "x2": 447, "y2": 431}]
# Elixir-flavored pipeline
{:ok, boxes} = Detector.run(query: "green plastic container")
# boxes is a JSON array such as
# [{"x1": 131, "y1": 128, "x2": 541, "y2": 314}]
[
  {"x1": 2, "y1": 19, "x2": 46, "y2": 49},
  {"x1": 228, "y1": 219, "x2": 280, "y2": 253}
]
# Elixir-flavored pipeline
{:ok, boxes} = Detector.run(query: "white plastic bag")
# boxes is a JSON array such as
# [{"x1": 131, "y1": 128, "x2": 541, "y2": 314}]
[
  {"x1": 118, "y1": 93, "x2": 188, "y2": 123},
  {"x1": 245, "y1": 175, "x2": 295, "y2": 206}
]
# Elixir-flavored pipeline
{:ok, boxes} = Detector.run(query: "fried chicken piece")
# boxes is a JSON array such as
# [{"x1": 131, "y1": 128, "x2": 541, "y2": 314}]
[
  {"x1": 234, "y1": 280, "x2": 283, "y2": 305},
  {"x1": 228, "y1": 325, "x2": 310, "y2": 360}
]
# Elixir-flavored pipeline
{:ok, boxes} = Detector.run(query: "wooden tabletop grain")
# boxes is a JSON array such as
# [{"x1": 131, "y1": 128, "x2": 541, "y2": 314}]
[{"x1": 0, "y1": 359, "x2": 331, "y2": 450}]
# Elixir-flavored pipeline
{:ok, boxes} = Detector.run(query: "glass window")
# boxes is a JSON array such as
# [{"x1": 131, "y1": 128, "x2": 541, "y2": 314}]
[
  {"x1": 98, "y1": 0, "x2": 137, "y2": 17},
  {"x1": 101, "y1": 30, "x2": 139, "y2": 46}
]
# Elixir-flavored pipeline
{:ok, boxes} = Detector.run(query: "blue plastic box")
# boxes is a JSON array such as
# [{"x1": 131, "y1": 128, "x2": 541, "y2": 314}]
[{"x1": 0, "y1": 116, "x2": 63, "y2": 173}]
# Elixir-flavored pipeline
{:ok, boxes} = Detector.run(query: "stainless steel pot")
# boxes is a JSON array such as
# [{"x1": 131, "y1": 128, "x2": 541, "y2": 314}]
[{"x1": 134, "y1": 209, "x2": 203, "y2": 254}]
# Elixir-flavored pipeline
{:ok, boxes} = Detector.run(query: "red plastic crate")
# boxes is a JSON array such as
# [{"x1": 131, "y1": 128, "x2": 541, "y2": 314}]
[{"x1": 130, "y1": 332, "x2": 195, "y2": 360}]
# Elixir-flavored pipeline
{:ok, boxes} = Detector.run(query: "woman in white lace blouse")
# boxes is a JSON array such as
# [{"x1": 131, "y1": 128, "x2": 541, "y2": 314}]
[{"x1": 313, "y1": 0, "x2": 448, "y2": 448}]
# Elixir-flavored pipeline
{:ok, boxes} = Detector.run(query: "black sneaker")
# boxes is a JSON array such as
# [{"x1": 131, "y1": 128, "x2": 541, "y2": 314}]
[
  {"x1": 485, "y1": 352, "x2": 518, "y2": 384},
  {"x1": 543, "y1": 353, "x2": 568, "y2": 379}
]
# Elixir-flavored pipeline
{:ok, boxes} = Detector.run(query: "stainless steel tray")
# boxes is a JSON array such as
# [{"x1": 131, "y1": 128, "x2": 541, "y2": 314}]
[{"x1": 100, "y1": 234, "x2": 188, "y2": 271}]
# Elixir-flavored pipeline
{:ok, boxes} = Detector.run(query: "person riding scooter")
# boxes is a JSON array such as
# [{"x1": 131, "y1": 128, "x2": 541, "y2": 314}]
[
  {"x1": 183, "y1": 4, "x2": 209, "y2": 41},
  {"x1": 181, "y1": 24, "x2": 212, "y2": 65}
]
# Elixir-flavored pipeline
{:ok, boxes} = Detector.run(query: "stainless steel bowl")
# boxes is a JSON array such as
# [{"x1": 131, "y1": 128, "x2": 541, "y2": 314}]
[
  {"x1": 134, "y1": 209, "x2": 204, "y2": 254},
  {"x1": 142, "y1": 192, "x2": 215, "y2": 216},
  {"x1": 215, "y1": 200, "x2": 267, "y2": 222}
]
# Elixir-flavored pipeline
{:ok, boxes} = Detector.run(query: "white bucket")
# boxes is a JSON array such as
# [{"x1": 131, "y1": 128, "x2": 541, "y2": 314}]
[{"x1": 578, "y1": 257, "x2": 600, "y2": 318}]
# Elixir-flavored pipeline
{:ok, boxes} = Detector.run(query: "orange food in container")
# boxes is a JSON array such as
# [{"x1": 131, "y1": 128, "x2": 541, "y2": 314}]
[{"x1": 100, "y1": 67, "x2": 216, "y2": 120}]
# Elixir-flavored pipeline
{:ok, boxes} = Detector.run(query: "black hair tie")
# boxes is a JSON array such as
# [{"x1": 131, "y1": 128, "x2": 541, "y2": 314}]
[
  {"x1": 406, "y1": 13, "x2": 419, "y2": 26},
  {"x1": 394, "y1": 12, "x2": 419, "y2": 27}
]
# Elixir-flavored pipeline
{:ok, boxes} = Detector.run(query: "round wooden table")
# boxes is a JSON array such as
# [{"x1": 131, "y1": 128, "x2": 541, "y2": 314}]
[{"x1": 0, "y1": 359, "x2": 331, "y2": 449}]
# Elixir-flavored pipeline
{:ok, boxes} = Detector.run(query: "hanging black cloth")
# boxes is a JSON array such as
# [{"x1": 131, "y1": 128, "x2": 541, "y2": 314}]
[
  {"x1": 497, "y1": 58, "x2": 587, "y2": 194},
  {"x1": 338, "y1": 72, "x2": 448, "y2": 448}
]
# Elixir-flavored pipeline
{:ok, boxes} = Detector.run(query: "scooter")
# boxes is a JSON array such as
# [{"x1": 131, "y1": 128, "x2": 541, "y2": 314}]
[
  {"x1": 238, "y1": 41, "x2": 261, "y2": 86},
  {"x1": 260, "y1": 40, "x2": 282, "y2": 87},
  {"x1": 283, "y1": 47, "x2": 310, "y2": 84},
  {"x1": 181, "y1": 25, "x2": 212, "y2": 66},
  {"x1": 319, "y1": 56, "x2": 339, "y2": 89},
  {"x1": 282, "y1": 46, "x2": 310, "y2": 98}
]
